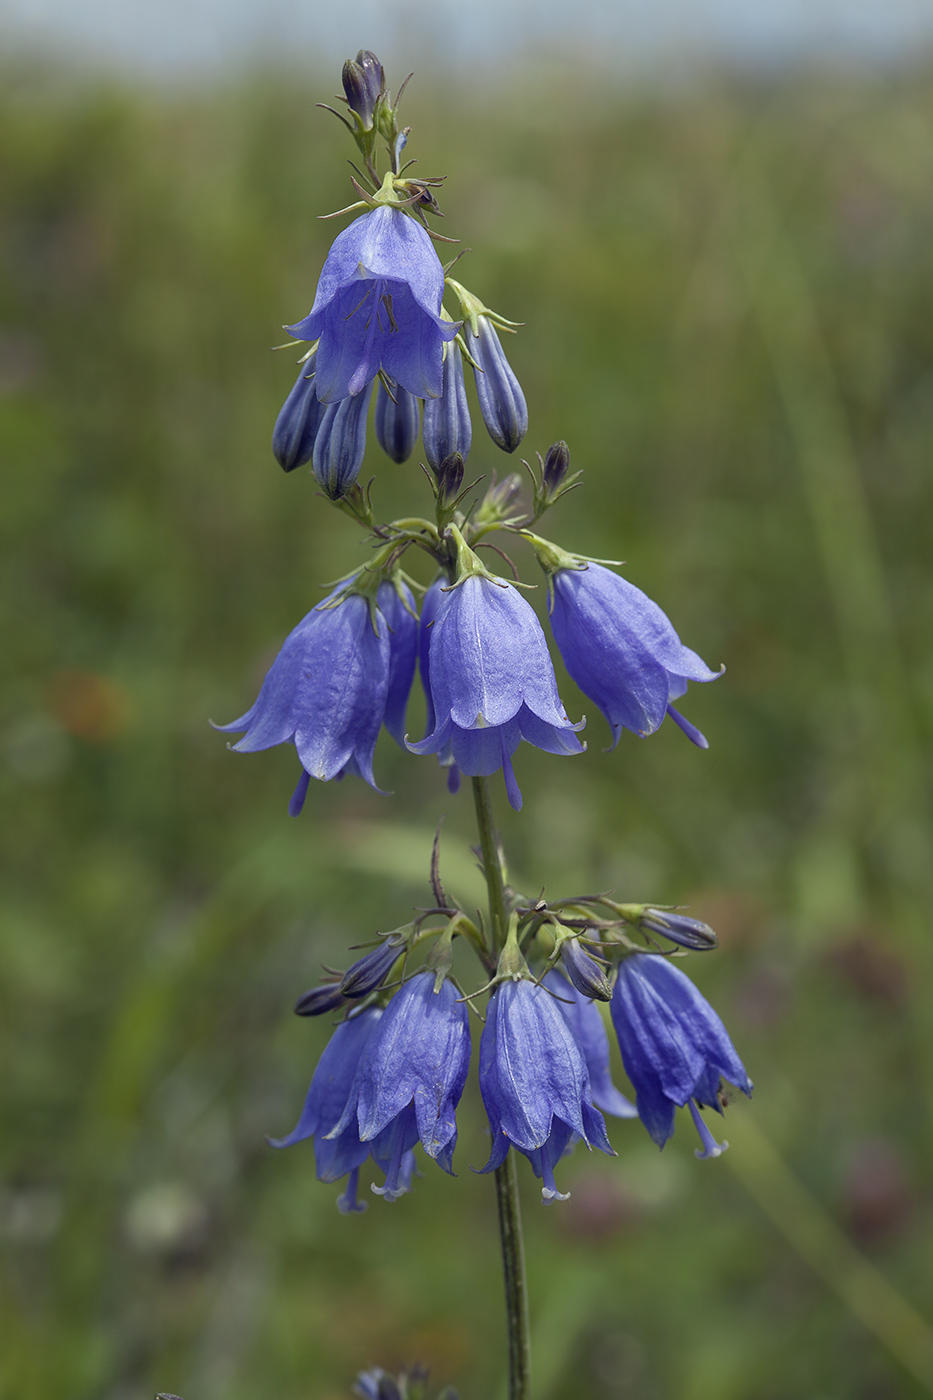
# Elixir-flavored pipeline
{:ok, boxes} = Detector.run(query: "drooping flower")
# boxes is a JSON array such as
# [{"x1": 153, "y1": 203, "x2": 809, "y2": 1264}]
[
  {"x1": 542, "y1": 969, "x2": 637, "y2": 1121},
  {"x1": 215, "y1": 577, "x2": 417, "y2": 811},
  {"x1": 269, "y1": 1006, "x2": 416, "y2": 1214},
  {"x1": 479, "y1": 978, "x2": 615, "y2": 1202},
  {"x1": 330, "y1": 971, "x2": 472, "y2": 1199},
  {"x1": 409, "y1": 571, "x2": 584, "y2": 811},
  {"x1": 544, "y1": 559, "x2": 722, "y2": 748},
  {"x1": 287, "y1": 207, "x2": 460, "y2": 403},
  {"x1": 610, "y1": 953, "x2": 752, "y2": 1155}
]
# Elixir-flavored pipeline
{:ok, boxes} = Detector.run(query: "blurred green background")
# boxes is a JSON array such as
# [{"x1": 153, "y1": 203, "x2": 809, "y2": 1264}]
[{"x1": 2, "y1": 54, "x2": 933, "y2": 1400}]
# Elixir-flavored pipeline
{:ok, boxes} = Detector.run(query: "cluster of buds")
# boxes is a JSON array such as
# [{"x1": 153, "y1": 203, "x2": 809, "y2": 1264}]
[{"x1": 270, "y1": 50, "x2": 527, "y2": 498}]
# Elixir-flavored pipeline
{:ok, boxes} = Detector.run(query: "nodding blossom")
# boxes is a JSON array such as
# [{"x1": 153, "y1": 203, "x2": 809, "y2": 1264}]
[
  {"x1": 215, "y1": 578, "x2": 417, "y2": 812},
  {"x1": 610, "y1": 953, "x2": 752, "y2": 1157},
  {"x1": 330, "y1": 972, "x2": 472, "y2": 1200},
  {"x1": 548, "y1": 562, "x2": 722, "y2": 749},
  {"x1": 409, "y1": 574, "x2": 584, "y2": 812},
  {"x1": 478, "y1": 978, "x2": 615, "y2": 1202},
  {"x1": 287, "y1": 206, "x2": 460, "y2": 403},
  {"x1": 269, "y1": 1007, "x2": 416, "y2": 1214}
]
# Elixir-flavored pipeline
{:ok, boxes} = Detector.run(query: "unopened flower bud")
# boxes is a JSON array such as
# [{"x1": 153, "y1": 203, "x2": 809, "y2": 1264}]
[
  {"x1": 559, "y1": 936, "x2": 612, "y2": 1001},
  {"x1": 272, "y1": 363, "x2": 323, "y2": 472},
  {"x1": 423, "y1": 342, "x2": 472, "y2": 472},
  {"x1": 640, "y1": 908, "x2": 718, "y2": 951},
  {"x1": 436, "y1": 452, "x2": 464, "y2": 507},
  {"x1": 293, "y1": 982, "x2": 348, "y2": 1016},
  {"x1": 374, "y1": 378, "x2": 420, "y2": 463},
  {"x1": 466, "y1": 316, "x2": 527, "y2": 453},
  {"x1": 311, "y1": 382, "x2": 374, "y2": 499},
  {"x1": 340, "y1": 935, "x2": 406, "y2": 998},
  {"x1": 542, "y1": 440, "x2": 571, "y2": 493},
  {"x1": 342, "y1": 50, "x2": 383, "y2": 128}
]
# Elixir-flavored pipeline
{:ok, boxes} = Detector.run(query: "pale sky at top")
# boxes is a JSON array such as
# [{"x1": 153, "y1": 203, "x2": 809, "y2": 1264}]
[{"x1": 3, "y1": 0, "x2": 933, "y2": 81}]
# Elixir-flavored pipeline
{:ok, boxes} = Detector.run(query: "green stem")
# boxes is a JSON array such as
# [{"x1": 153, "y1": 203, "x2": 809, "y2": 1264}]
[
  {"x1": 471, "y1": 776, "x2": 532, "y2": 1400},
  {"x1": 495, "y1": 1151, "x2": 532, "y2": 1400},
  {"x1": 471, "y1": 776, "x2": 509, "y2": 954}
]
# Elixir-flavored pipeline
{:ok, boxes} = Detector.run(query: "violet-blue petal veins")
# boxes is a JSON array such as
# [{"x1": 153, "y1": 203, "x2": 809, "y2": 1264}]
[
  {"x1": 374, "y1": 377, "x2": 420, "y2": 463},
  {"x1": 215, "y1": 582, "x2": 398, "y2": 797},
  {"x1": 287, "y1": 208, "x2": 459, "y2": 403},
  {"x1": 549, "y1": 563, "x2": 721, "y2": 748},
  {"x1": 478, "y1": 980, "x2": 614, "y2": 1201},
  {"x1": 610, "y1": 954, "x2": 751, "y2": 1150},
  {"x1": 465, "y1": 316, "x2": 527, "y2": 453},
  {"x1": 272, "y1": 362, "x2": 324, "y2": 472},
  {"x1": 542, "y1": 970, "x2": 637, "y2": 1119},
  {"x1": 311, "y1": 380, "x2": 374, "y2": 499},
  {"x1": 333, "y1": 972, "x2": 471, "y2": 1169},
  {"x1": 409, "y1": 575, "x2": 584, "y2": 809},
  {"x1": 422, "y1": 341, "x2": 472, "y2": 472}
]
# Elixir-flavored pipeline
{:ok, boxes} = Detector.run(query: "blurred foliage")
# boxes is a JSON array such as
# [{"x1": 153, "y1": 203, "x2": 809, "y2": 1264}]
[{"x1": 2, "y1": 53, "x2": 933, "y2": 1400}]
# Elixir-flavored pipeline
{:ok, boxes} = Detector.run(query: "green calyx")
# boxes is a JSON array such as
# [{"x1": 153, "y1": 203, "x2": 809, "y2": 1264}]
[
  {"x1": 495, "y1": 915, "x2": 530, "y2": 982},
  {"x1": 445, "y1": 278, "x2": 523, "y2": 338},
  {"x1": 524, "y1": 532, "x2": 587, "y2": 577},
  {"x1": 445, "y1": 523, "x2": 506, "y2": 588}
]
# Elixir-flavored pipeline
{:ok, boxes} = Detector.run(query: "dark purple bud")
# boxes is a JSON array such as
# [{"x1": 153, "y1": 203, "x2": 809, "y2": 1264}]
[
  {"x1": 293, "y1": 983, "x2": 348, "y2": 1016},
  {"x1": 422, "y1": 341, "x2": 472, "y2": 472},
  {"x1": 542, "y1": 440, "x2": 571, "y2": 494},
  {"x1": 467, "y1": 317, "x2": 527, "y2": 453},
  {"x1": 342, "y1": 50, "x2": 383, "y2": 128},
  {"x1": 559, "y1": 937, "x2": 612, "y2": 1001},
  {"x1": 374, "y1": 378, "x2": 420, "y2": 463},
  {"x1": 436, "y1": 452, "x2": 464, "y2": 507},
  {"x1": 272, "y1": 364, "x2": 323, "y2": 472},
  {"x1": 641, "y1": 909, "x2": 718, "y2": 951},
  {"x1": 311, "y1": 382, "x2": 374, "y2": 499},
  {"x1": 340, "y1": 936, "x2": 405, "y2": 998}
]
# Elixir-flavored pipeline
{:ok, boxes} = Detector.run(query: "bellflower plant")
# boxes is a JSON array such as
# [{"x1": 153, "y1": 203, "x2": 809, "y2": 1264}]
[{"x1": 209, "y1": 51, "x2": 755, "y2": 1400}]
